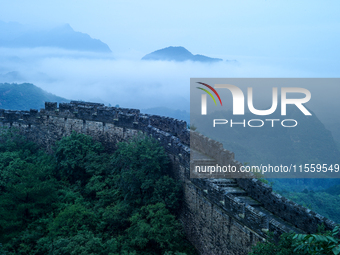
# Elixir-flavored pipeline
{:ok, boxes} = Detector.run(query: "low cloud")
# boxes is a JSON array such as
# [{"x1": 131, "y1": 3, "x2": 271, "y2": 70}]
[{"x1": 0, "y1": 47, "x2": 338, "y2": 113}]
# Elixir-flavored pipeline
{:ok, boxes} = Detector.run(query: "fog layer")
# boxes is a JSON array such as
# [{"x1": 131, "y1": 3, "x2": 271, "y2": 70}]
[{"x1": 1, "y1": 47, "x2": 338, "y2": 112}]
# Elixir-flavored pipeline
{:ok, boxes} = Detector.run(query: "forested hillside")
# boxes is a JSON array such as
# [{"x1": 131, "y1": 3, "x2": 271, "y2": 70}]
[
  {"x1": 0, "y1": 83, "x2": 69, "y2": 110},
  {"x1": 0, "y1": 128, "x2": 196, "y2": 254},
  {"x1": 274, "y1": 183, "x2": 340, "y2": 224}
]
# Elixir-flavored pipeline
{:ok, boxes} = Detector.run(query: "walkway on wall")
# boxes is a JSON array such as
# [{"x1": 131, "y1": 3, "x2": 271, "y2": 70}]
[{"x1": 191, "y1": 149, "x2": 305, "y2": 236}]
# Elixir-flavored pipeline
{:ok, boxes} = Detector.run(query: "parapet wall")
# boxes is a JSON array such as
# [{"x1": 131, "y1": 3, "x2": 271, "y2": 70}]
[
  {"x1": 236, "y1": 178, "x2": 336, "y2": 232},
  {"x1": 0, "y1": 101, "x2": 190, "y2": 157},
  {"x1": 191, "y1": 130, "x2": 338, "y2": 235},
  {"x1": 0, "y1": 101, "x2": 338, "y2": 255}
]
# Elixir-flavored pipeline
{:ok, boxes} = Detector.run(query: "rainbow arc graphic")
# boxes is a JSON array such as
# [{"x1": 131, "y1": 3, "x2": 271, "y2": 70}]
[{"x1": 196, "y1": 82, "x2": 222, "y2": 115}]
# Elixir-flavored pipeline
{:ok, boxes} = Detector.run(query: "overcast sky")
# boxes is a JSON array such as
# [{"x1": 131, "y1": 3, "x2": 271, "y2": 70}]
[{"x1": 1, "y1": 0, "x2": 339, "y2": 61}]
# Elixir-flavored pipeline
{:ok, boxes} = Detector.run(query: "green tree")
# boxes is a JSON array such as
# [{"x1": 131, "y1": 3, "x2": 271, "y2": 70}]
[
  {"x1": 127, "y1": 203, "x2": 187, "y2": 255},
  {"x1": 249, "y1": 232, "x2": 305, "y2": 255},
  {"x1": 54, "y1": 132, "x2": 104, "y2": 184},
  {"x1": 0, "y1": 128, "x2": 58, "y2": 252},
  {"x1": 249, "y1": 227, "x2": 340, "y2": 255},
  {"x1": 48, "y1": 203, "x2": 98, "y2": 237},
  {"x1": 151, "y1": 176, "x2": 182, "y2": 213},
  {"x1": 111, "y1": 134, "x2": 171, "y2": 206},
  {"x1": 0, "y1": 130, "x2": 196, "y2": 254},
  {"x1": 292, "y1": 226, "x2": 340, "y2": 255}
]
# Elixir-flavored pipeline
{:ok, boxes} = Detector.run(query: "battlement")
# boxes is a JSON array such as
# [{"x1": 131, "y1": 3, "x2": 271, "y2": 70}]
[
  {"x1": 0, "y1": 102, "x2": 189, "y2": 144},
  {"x1": 190, "y1": 130, "x2": 338, "y2": 236}
]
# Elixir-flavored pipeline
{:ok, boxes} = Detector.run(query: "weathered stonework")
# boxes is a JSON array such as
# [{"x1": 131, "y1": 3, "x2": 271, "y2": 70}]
[{"x1": 0, "y1": 101, "x2": 337, "y2": 255}]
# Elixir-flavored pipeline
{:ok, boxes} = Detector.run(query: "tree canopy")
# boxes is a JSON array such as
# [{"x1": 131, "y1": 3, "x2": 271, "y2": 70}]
[{"x1": 0, "y1": 128, "x2": 196, "y2": 255}]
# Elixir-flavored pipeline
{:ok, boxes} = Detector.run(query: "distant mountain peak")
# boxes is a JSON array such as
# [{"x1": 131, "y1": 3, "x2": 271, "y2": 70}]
[
  {"x1": 141, "y1": 46, "x2": 223, "y2": 62},
  {"x1": 53, "y1": 23, "x2": 74, "y2": 32},
  {"x1": 63, "y1": 23, "x2": 73, "y2": 29},
  {"x1": 0, "y1": 83, "x2": 69, "y2": 110},
  {"x1": 0, "y1": 21, "x2": 112, "y2": 53},
  {"x1": 162, "y1": 46, "x2": 191, "y2": 54}
]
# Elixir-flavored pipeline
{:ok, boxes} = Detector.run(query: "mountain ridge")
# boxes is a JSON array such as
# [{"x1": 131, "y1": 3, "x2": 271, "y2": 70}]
[
  {"x1": 141, "y1": 46, "x2": 223, "y2": 62},
  {"x1": 0, "y1": 83, "x2": 69, "y2": 110},
  {"x1": 0, "y1": 21, "x2": 111, "y2": 53}
]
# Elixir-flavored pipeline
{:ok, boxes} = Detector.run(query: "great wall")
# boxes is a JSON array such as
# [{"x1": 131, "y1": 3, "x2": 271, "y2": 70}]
[{"x1": 0, "y1": 101, "x2": 338, "y2": 255}]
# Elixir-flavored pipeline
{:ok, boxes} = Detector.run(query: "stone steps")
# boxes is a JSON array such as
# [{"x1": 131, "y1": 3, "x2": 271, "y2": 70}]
[
  {"x1": 222, "y1": 186, "x2": 248, "y2": 196},
  {"x1": 237, "y1": 196, "x2": 263, "y2": 207},
  {"x1": 207, "y1": 177, "x2": 305, "y2": 233},
  {"x1": 211, "y1": 178, "x2": 237, "y2": 187},
  {"x1": 256, "y1": 205, "x2": 304, "y2": 234}
]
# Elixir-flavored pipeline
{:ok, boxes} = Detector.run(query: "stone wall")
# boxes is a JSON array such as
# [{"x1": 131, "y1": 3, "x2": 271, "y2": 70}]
[
  {"x1": 0, "y1": 101, "x2": 337, "y2": 255},
  {"x1": 191, "y1": 131, "x2": 337, "y2": 235}
]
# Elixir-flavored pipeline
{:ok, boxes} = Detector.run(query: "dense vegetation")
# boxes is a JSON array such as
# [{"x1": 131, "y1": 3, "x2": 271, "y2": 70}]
[
  {"x1": 274, "y1": 185, "x2": 340, "y2": 224},
  {"x1": 249, "y1": 226, "x2": 340, "y2": 255},
  {"x1": 257, "y1": 178, "x2": 340, "y2": 224},
  {"x1": 0, "y1": 128, "x2": 196, "y2": 254}
]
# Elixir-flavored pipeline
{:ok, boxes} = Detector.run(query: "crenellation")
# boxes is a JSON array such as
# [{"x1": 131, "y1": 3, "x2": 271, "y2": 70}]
[
  {"x1": 21, "y1": 112, "x2": 29, "y2": 122},
  {"x1": 115, "y1": 113, "x2": 136, "y2": 128},
  {"x1": 219, "y1": 150, "x2": 235, "y2": 166},
  {"x1": 153, "y1": 115, "x2": 168, "y2": 129},
  {"x1": 4, "y1": 110, "x2": 18, "y2": 122},
  {"x1": 236, "y1": 177, "x2": 338, "y2": 234},
  {"x1": 77, "y1": 105, "x2": 96, "y2": 120},
  {"x1": 70, "y1": 100, "x2": 104, "y2": 108},
  {"x1": 222, "y1": 193, "x2": 234, "y2": 212},
  {"x1": 45, "y1": 102, "x2": 57, "y2": 111},
  {"x1": 230, "y1": 196, "x2": 245, "y2": 218},
  {"x1": 206, "y1": 182, "x2": 224, "y2": 205},
  {"x1": 97, "y1": 107, "x2": 116, "y2": 120},
  {"x1": 177, "y1": 128, "x2": 189, "y2": 145},
  {"x1": 115, "y1": 107, "x2": 140, "y2": 115},
  {"x1": 244, "y1": 205, "x2": 268, "y2": 233},
  {"x1": 138, "y1": 114, "x2": 150, "y2": 131},
  {"x1": 269, "y1": 219, "x2": 291, "y2": 242},
  {"x1": 0, "y1": 102, "x2": 189, "y2": 144},
  {"x1": 59, "y1": 102, "x2": 73, "y2": 112},
  {"x1": 146, "y1": 114, "x2": 188, "y2": 139}
]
